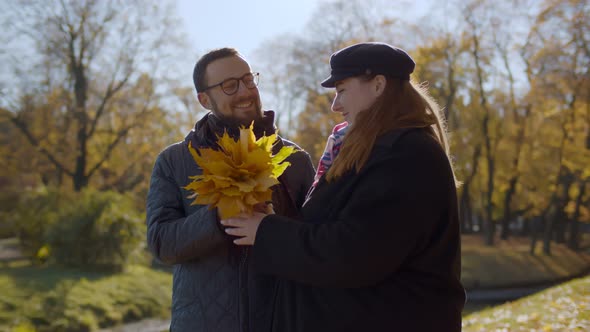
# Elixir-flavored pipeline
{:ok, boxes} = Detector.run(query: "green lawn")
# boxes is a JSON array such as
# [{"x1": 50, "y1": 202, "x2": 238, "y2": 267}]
[
  {"x1": 1, "y1": 234, "x2": 589, "y2": 331},
  {"x1": 461, "y1": 234, "x2": 590, "y2": 289},
  {"x1": 0, "y1": 265, "x2": 172, "y2": 332},
  {"x1": 462, "y1": 275, "x2": 589, "y2": 331}
]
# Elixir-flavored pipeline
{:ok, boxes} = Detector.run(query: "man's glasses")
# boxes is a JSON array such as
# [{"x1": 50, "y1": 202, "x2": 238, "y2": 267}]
[{"x1": 202, "y1": 72, "x2": 260, "y2": 95}]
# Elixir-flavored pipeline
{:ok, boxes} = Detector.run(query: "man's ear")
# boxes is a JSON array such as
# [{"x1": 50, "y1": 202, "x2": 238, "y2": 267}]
[
  {"x1": 374, "y1": 75, "x2": 387, "y2": 97},
  {"x1": 198, "y1": 92, "x2": 211, "y2": 110}
]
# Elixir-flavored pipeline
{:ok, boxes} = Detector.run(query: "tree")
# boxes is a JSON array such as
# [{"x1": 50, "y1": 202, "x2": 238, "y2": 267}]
[
  {"x1": 461, "y1": 0, "x2": 503, "y2": 245},
  {"x1": 251, "y1": 0, "x2": 589, "y2": 254},
  {"x1": 253, "y1": 0, "x2": 411, "y2": 136},
  {"x1": 488, "y1": 1, "x2": 537, "y2": 240},
  {"x1": 412, "y1": 33, "x2": 474, "y2": 232},
  {"x1": 292, "y1": 90, "x2": 341, "y2": 164},
  {"x1": 524, "y1": 0, "x2": 590, "y2": 254},
  {"x1": 1, "y1": 0, "x2": 187, "y2": 191}
]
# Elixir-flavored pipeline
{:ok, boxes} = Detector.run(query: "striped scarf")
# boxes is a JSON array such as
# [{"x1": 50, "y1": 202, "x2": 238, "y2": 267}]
[{"x1": 312, "y1": 122, "x2": 349, "y2": 188}]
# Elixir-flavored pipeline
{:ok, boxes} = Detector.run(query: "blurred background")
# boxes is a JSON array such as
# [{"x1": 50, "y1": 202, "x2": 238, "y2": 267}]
[{"x1": 0, "y1": 0, "x2": 588, "y2": 331}]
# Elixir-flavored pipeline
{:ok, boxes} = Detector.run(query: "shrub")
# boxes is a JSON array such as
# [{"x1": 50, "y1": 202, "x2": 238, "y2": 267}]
[
  {"x1": 0, "y1": 191, "x2": 20, "y2": 239},
  {"x1": 45, "y1": 189, "x2": 146, "y2": 272},
  {"x1": 9, "y1": 187, "x2": 66, "y2": 258},
  {"x1": 2, "y1": 266, "x2": 172, "y2": 332}
]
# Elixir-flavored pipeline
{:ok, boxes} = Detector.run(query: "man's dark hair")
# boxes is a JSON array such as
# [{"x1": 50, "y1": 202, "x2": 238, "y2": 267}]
[{"x1": 193, "y1": 47, "x2": 239, "y2": 93}]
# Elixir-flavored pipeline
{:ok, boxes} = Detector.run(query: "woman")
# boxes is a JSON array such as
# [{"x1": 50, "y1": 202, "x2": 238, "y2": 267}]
[{"x1": 222, "y1": 42, "x2": 465, "y2": 332}]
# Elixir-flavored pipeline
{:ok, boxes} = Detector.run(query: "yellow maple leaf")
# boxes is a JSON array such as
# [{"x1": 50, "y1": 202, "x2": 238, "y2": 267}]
[{"x1": 184, "y1": 123, "x2": 296, "y2": 219}]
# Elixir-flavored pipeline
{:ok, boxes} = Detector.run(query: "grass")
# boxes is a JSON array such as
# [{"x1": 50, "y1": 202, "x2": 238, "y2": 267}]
[
  {"x1": 0, "y1": 265, "x2": 172, "y2": 332},
  {"x1": 461, "y1": 234, "x2": 590, "y2": 289},
  {"x1": 1, "y1": 234, "x2": 588, "y2": 331},
  {"x1": 462, "y1": 275, "x2": 589, "y2": 331}
]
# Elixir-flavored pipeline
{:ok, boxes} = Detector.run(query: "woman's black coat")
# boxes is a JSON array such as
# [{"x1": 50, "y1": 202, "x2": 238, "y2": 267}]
[{"x1": 251, "y1": 128, "x2": 465, "y2": 332}]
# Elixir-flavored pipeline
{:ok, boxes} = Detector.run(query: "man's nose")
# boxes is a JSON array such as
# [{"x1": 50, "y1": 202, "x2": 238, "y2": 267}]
[{"x1": 235, "y1": 80, "x2": 255, "y2": 97}]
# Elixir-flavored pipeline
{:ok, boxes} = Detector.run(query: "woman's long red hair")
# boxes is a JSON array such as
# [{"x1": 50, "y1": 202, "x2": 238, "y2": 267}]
[{"x1": 326, "y1": 77, "x2": 459, "y2": 186}]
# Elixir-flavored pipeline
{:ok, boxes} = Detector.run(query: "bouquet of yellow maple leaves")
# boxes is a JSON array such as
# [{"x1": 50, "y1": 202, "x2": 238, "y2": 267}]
[{"x1": 184, "y1": 123, "x2": 296, "y2": 219}]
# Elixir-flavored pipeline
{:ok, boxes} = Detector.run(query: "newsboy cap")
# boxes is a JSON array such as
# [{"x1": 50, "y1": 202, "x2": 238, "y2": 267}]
[{"x1": 321, "y1": 42, "x2": 415, "y2": 88}]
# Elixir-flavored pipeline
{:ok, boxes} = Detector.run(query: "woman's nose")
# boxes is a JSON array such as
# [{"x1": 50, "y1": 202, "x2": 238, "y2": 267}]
[{"x1": 331, "y1": 98, "x2": 342, "y2": 113}]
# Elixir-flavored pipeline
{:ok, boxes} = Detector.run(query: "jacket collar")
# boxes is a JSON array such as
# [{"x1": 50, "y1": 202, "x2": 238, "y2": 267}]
[
  {"x1": 185, "y1": 110, "x2": 278, "y2": 150},
  {"x1": 374, "y1": 127, "x2": 420, "y2": 148}
]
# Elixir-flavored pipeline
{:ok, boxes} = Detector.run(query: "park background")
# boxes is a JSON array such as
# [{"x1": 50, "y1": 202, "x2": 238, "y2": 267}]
[{"x1": 0, "y1": 0, "x2": 588, "y2": 331}]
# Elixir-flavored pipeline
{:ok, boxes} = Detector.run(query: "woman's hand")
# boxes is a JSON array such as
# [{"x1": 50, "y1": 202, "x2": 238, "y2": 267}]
[
  {"x1": 254, "y1": 202, "x2": 274, "y2": 214},
  {"x1": 220, "y1": 211, "x2": 268, "y2": 245}
]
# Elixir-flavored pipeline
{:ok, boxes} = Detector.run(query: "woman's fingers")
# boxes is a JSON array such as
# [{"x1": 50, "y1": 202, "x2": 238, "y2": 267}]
[
  {"x1": 224, "y1": 226, "x2": 245, "y2": 236},
  {"x1": 220, "y1": 214, "x2": 260, "y2": 246},
  {"x1": 253, "y1": 202, "x2": 268, "y2": 213},
  {"x1": 220, "y1": 218, "x2": 242, "y2": 227},
  {"x1": 233, "y1": 236, "x2": 253, "y2": 245},
  {"x1": 223, "y1": 223, "x2": 254, "y2": 245},
  {"x1": 220, "y1": 212, "x2": 258, "y2": 226}
]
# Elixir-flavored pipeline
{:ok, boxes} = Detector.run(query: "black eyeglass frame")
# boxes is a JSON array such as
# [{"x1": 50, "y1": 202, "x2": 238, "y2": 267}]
[{"x1": 201, "y1": 72, "x2": 260, "y2": 95}]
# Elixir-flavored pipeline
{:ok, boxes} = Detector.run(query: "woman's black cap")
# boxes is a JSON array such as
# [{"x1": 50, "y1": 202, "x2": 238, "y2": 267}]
[{"x1": 321, "y1": 42, "x2": 415, "y2": 88}]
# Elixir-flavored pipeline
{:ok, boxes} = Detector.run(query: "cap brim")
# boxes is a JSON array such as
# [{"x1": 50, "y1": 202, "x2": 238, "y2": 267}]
[
  {"x1": 321, "y1": 71, "x2": 359, "y2": 88},
  {"x1": 320, "y1": 75, "x2": 337, "y2": 88}
]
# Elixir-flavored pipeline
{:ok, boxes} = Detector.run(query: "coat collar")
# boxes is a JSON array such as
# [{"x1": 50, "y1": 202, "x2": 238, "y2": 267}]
[
  {"x1": 185, "y1": 110, "x2": 278, "y2": 150},
  {"x1": 374, "y1": 127, "x2": 420, "y2": 148}
]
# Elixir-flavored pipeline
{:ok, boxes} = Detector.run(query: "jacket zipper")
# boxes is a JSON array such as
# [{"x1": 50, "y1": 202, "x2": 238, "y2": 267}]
[{"x1": 239, "y1": 246, "x2": 250, "y2": 332}]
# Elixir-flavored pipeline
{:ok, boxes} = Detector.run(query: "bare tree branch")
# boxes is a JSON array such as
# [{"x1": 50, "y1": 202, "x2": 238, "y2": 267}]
[{"x1": 9, "y1": 115, "x2": 74, "y2": 176}]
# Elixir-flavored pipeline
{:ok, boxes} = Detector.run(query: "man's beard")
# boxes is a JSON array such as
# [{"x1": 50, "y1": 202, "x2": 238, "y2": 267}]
[{"x1": 210, "y1": 96, "x2": 263, "y2": 126}]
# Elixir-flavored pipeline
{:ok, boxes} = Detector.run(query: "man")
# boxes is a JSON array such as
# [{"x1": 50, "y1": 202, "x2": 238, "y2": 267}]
[{"x1": 146, "y1": 48, "x2": 315, "y2": 331}]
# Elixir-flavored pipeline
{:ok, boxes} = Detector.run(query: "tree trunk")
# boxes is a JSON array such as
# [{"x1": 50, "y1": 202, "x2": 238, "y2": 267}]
[
  {"x1": 460, "y1": 185, "x2": 474, "y2": 233},
  {"x1": 460, "y1": 145, "x2": 482, "y2": 234},
  {"x1": 500, "y1": 177, "x2": 517, "y2": 240},
  {"x1": 542, "y1": 222, "x2": 553, "y2": 255},
  {"x1": 483, "y1": 147, "x2": 495, "y2": 246},
  {"x1": 568, "y1": 180, "x2": 587, "y2": 250},
  {"x1": 500, "y1": 105, "x2": 530, "y2": 240},
  {"x1": 553, "y1": 174, "x2": 574, "y2": 244},
  {"x1": 530, "y1": 216, "x2": 542, "y2": 255},
  {"x1": 73, "y1": 172, "x2": 89, "y2": 192},
  {"x1": 568, "y1": 219, "x2": 580, "y2": 251},
  {"x1": 554, "y1": 216, "x2": 567, "y2": 244},
  {"x1": 484, "y1": 216, "x2": 495, "y2": 246},
  {"x1": 520, "y1": 218, "x2": 530, "y2": 237},
  {"x1": 542, "y1": 108, "x2": 573, "y2": 254},
  {"x1": 542, "y1": 205, "x2": 555, "y2": 255},
  {"x1": 71, "y1": 40, "x2": 89, "y2": 192},
  {"x1": 468, "y1": 23, "x2": 496, "y2": 246}
]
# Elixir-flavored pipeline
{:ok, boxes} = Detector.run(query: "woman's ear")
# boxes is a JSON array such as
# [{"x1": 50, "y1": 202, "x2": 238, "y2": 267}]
[
  {"x1": 374, "y1": 75, "x2": 387, "y2": 97},
  {"x1": 197, "y1": 92, "x2": 212, "y2": 110}
]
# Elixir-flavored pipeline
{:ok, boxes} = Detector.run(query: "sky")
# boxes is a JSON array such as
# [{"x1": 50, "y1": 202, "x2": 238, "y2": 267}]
[
  {"x1": 174, "y1": 0, "x2": 327, "y2": 118},
  {"x1": 176, "y1": 0, "x2": 322, "y2": 60},
  {"x1": 173, "y1": 0, "x2": 441, "y2": 83},
  {"x1": 173, "y1": 0, "x2": 436, "y2": 119}
]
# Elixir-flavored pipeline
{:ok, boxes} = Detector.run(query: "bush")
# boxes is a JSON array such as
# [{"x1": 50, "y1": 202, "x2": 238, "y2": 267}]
[
  {"x1": 0, "y1": 216, "x2": 15, "y2": 240},
  {"x1": 9, "y1": 187, "x2": 66, "y2": 257},
  {"x1": 6, "y1": 187, "x2": 147, "y2": 271},
  {"x1": 1, "y1": 266, "x2": 172, "y2": 332},
  {"x1": 0, "y1": 191, "x2": 20, "y2": 239},
  {"x1": 45, "y1": 189, "x2": 146, "y2": 272}
]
